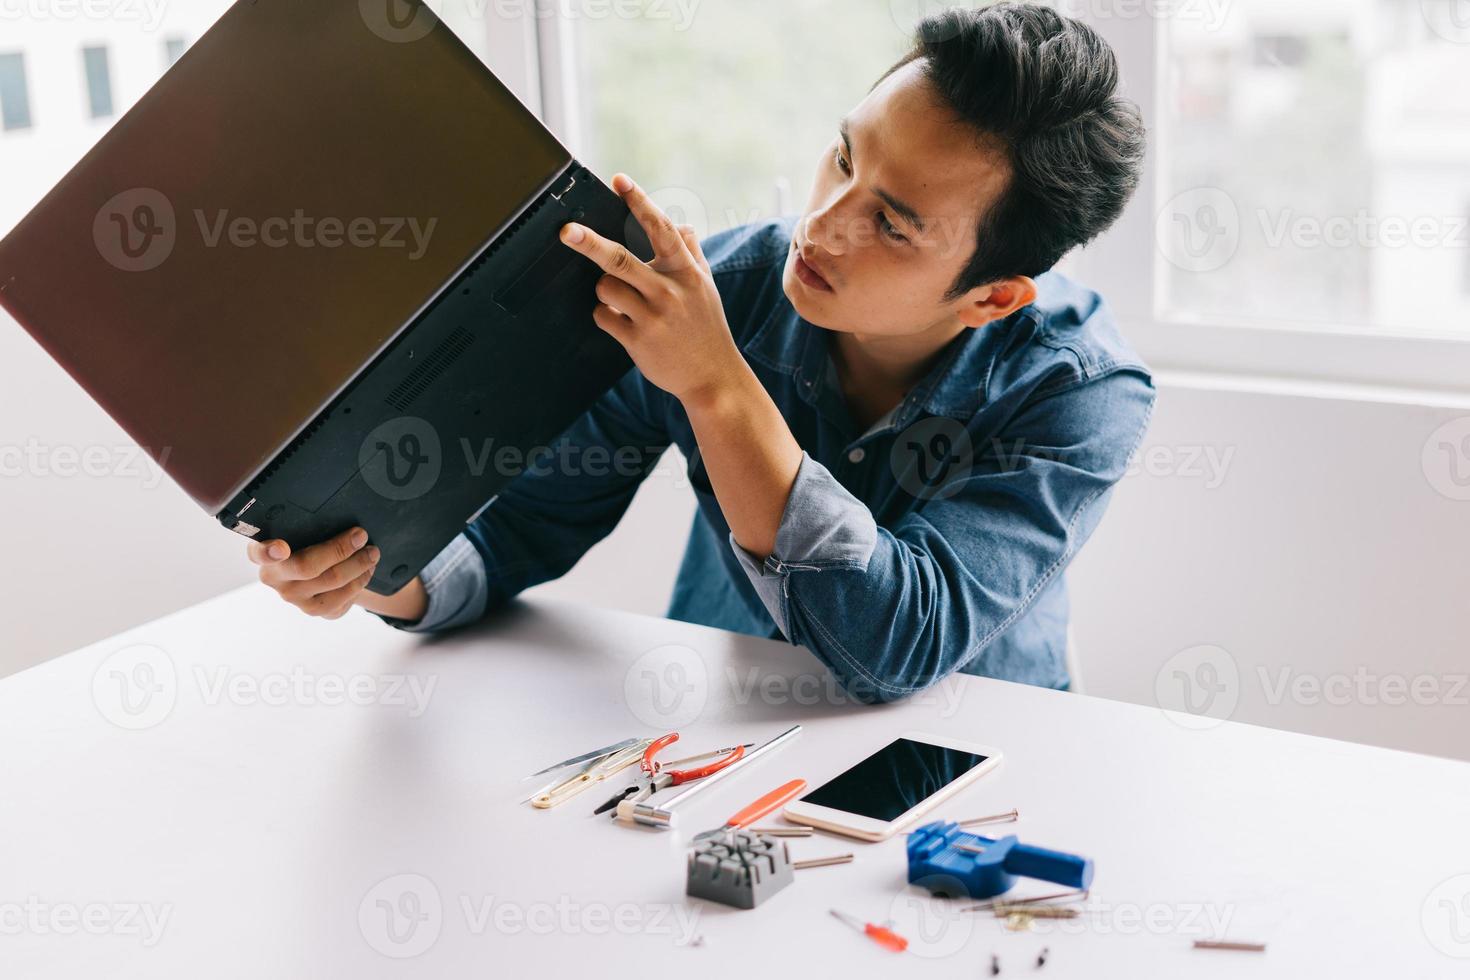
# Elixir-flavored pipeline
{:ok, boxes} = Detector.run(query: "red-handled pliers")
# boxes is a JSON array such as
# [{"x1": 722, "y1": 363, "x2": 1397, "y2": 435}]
[{"x1": 593, "y1": 733, "x2": 745, "y2": 816}]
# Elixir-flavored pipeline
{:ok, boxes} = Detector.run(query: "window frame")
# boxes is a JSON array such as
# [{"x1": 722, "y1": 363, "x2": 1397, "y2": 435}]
[
  {"x1": 519, "y1": 4, "x2": 1470, "y2": 395},
  {"x1": 1064, "y1": 9, "x2": 1470, "y2": 395},
  {"x1": 0, "y1": 51, "x2": 33, "y2": 132}
]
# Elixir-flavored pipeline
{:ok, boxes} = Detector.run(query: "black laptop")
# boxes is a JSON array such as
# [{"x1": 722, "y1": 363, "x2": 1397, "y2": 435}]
[{"x1": 0, "y1": 0, "x2": 652, "y2": 595}]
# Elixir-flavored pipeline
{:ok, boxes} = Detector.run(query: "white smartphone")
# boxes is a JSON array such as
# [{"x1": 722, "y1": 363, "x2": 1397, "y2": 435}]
[{"x1": 782, "y1": 730, "x2": 1003, "y2": 841}]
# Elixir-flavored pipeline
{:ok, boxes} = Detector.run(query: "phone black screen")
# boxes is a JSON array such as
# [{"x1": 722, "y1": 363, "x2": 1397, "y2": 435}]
[{"x1": 799, "y1": 738, "x2": 989, "y2": 823}]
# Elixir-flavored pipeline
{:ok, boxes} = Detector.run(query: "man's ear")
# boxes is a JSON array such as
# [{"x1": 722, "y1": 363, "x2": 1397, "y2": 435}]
[{"x1": 956, "y1": 275, "x2": 1038, "y2": 328}]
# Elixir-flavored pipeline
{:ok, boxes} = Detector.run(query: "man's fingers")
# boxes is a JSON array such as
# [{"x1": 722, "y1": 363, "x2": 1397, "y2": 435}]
[
  {"x1": 560, "y1": 222, "x2": 660, "y2": 292},
  {"x1": 678, "y1": 224, "x2": 712, "y2": 275},
  {"x1": 595, "y1": 273, "x2": 651, "y2": 320},
  {"x1": 592, "y1": 303, "x2": 634, "y2": 343},
  {"x1": 247, "y1": 539, "x2": 291, "y2": 565},
  {"x1": 308, "y1": 569, "x2": 375, "y2": 620},
  {"x1": 277, "y1": 526, "x2": 369, "y2": 582},
  {"x1": 611, "y1": 173, "x2": 689, "y2": 262}
]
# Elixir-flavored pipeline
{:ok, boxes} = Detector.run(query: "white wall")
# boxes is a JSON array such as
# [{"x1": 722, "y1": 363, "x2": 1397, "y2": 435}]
[{"x1": 1068, "y1": 377, "x2": 1470, "y2": 761}]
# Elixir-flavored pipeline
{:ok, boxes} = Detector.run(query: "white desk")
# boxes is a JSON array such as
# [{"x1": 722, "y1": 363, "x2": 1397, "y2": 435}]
[{"x1": 2, "y1": 586, "x2": 1466, "y2": 978}]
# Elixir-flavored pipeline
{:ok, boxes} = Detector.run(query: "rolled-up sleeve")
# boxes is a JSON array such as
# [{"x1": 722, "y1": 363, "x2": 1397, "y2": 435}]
[
  {"x1": 374, "y1": 532, "x2": 489, "y2": 633},
  {"x1": 732, "y1": 370, "x2": 1155, "y2": 704},
  {"x1": 728, "y1": 453, "x2": 877, "y2": 637}
]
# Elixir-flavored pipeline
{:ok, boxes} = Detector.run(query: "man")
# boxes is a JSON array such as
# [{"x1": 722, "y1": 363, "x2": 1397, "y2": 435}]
[{"x1": 248, "y1": 3, "x2": 1153, "y2": 701}]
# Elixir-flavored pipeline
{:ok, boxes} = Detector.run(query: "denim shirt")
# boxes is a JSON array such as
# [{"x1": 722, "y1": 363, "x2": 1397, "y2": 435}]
[{"x1": 378, "y1": 217, "x2": 1155, "y2": 701}]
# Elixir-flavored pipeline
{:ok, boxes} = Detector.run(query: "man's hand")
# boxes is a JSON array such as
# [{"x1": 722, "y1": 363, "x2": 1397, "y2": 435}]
[
  {"x1": 248, "y1": 527, "x2": 426, "y2": 623},
  {"x1": 559, "y1": 173, "x2": 741, "y2": 407},
  {"x1": 562, "y1": 174, "x2": 804, "y2": 558}
]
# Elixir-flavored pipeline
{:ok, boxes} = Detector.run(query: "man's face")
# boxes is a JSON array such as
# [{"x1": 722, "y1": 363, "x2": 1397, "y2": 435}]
[{"x1": 782, "y1": 60, "x2": 1013, "y2": 338}]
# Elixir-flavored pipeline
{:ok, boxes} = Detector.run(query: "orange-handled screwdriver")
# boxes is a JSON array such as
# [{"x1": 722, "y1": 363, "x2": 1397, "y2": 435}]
[
  {"x1": 689, "y1": 779, "x2": 808, "y2": 844},
  {"x1": 829, "y1": 909, "x2": 908, "y2": 952}
]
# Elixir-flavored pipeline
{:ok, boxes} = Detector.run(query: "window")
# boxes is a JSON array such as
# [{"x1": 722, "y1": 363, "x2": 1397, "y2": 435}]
[
  {"x1": 164, "y1": 37, "x2": 188, "y2": 66},
  {"x1": 0, "y1": 52, "x2": 32, "y2": 132},
  {"x1": 82, "y1": 46, "x2": 114, "y2": 119},
  {"x1": 1157, "y1": 0, "x2": 1470, "y2": 339},
  {"x1": 570, "y1": 0, "x2": 909, "y2": 238}
]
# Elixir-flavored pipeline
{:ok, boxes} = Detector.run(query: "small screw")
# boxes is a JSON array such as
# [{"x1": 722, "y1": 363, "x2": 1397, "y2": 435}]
[
  {"x1": 990, "y1": 952, "x2": 1001, "y2": 976},
  {"x1": 1036, "y1": 946, "x2": 1050, "y2": 968}
]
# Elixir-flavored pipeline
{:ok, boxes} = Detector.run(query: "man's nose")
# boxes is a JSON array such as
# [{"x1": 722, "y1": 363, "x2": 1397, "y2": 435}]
[{"x1": 801, "y1": 208, "x2": 847, "y2": 257}]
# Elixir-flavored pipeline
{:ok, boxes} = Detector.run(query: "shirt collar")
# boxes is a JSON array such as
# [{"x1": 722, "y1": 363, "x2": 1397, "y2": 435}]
[{"x1": 740, "y1": 298, "x2": 1001, "y2": 431}]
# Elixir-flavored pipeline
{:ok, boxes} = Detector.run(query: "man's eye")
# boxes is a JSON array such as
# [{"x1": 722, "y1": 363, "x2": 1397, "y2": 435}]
[
  {"x1": 834, "y1": 147, "x2": 851, "y2": 174},
  {"x1": 878, "y1": 212, "x2": 907, "y2": 243}
]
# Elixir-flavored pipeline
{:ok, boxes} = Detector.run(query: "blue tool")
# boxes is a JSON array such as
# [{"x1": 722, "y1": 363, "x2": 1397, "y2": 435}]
[{"x1": 906, "y1": 821, "x2": 1093, "y2": 900}]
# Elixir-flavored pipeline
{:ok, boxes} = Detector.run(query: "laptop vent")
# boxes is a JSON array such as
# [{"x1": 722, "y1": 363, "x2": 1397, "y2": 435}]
[{"x1": 385, "y1": 326, "x2": 475, "y2": 412}]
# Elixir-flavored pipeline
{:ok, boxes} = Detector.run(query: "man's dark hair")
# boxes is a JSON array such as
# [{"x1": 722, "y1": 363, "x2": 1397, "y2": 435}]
[{"x1": 879, "y1": 2, "x2": 1146, "y2": 298}]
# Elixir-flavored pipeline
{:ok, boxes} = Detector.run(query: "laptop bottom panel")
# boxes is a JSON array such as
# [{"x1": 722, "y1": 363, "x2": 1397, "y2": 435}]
[{"x1": 216, "y1": 163, "x2": 655, "y2": 597}]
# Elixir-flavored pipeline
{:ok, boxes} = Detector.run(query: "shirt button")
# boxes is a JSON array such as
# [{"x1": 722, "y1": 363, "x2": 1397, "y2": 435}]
[{"x1": 848, "y1": 448, "x2": 866, "y2": 463}]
